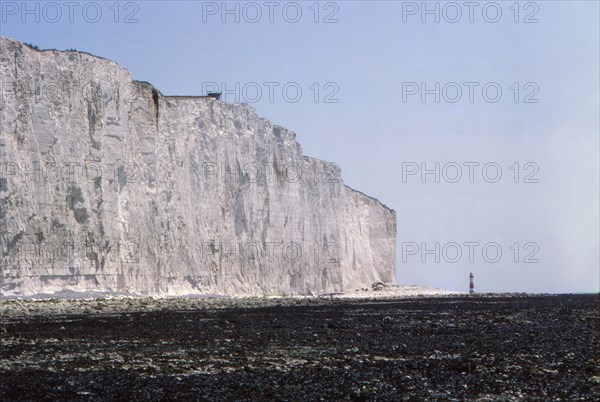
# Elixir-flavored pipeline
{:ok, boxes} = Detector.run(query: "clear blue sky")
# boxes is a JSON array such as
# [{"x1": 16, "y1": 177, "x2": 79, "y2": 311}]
[{"x1": 1, "y1": 0, "x2": 598, "y2": 292}]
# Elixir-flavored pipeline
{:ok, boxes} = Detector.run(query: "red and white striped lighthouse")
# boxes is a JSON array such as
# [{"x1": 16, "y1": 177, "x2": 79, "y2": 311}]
[{"x1": 469, "y1": 272, "x2": 474, "y2": 294}]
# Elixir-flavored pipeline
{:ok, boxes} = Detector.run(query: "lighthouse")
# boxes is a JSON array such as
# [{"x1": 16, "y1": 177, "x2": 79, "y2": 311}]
[{"x1": 469, "y1": 272, "x2": 474, "y2": 294}]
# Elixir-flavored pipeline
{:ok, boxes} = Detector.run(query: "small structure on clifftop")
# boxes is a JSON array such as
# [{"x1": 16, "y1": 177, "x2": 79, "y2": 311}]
[{"x1": 207, "y1": 92, "x2": 222, "y2": 100}]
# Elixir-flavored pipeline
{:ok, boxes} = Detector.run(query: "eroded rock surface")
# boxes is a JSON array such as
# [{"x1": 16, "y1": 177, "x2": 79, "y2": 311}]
[{"x1": 0, "y1": 36, "x2": 396, "y2": 296}]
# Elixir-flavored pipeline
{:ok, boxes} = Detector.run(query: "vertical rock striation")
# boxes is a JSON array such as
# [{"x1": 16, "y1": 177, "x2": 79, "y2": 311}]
[{"x1": 0, "y1": 36, "x2": 396, "y2": 296}]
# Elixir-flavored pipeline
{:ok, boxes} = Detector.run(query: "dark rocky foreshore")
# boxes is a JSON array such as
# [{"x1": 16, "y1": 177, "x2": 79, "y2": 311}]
[{"x1": 1, "y1": 294, "x2": 598, "y2": 401}]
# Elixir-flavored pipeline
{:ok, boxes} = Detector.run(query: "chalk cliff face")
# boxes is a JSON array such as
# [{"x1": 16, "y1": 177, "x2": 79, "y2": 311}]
[{"x1": 0, "y1": 36, "x2": 396, "y2": 296}]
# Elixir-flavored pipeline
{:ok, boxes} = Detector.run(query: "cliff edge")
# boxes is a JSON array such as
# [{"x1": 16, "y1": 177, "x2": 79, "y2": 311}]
[{"x1": 0, "y1": 36, "x2": 396, "y2": 296}]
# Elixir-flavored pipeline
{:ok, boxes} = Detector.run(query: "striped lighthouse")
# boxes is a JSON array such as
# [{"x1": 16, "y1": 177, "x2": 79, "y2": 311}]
[{"x1": 469, "y1": 272, "x2": 474, "y2": 294}]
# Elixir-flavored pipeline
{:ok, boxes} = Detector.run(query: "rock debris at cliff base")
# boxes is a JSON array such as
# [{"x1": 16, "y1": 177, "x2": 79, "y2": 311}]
[{"x1": 0, "y1": 295, "x2": 598, "y2": 401}]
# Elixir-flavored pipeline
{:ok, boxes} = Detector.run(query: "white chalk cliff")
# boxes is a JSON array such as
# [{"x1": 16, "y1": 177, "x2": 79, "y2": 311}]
[{"x1": 0, "y1": 36, "x2": 396, "y2": 296}]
